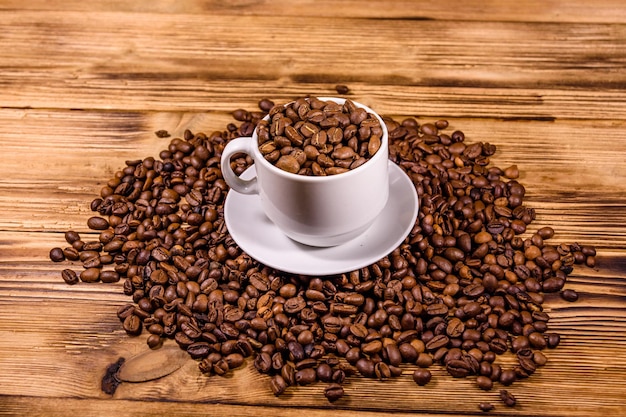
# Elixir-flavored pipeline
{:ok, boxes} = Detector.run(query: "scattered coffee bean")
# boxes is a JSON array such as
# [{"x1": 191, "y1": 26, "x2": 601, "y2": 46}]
[
  {"x1": 476, "y1": 375, "x2": 493, "y2": 391},
  {"x1": 324, "y1": 383, "x2": 344, "y2": 402},
  {"x1": 79, "y1": 268, "x2": 100, "y2": 283},
  {"x1": 500, "y1": 389, "x2": 517, "y2": 407},
  {"x1": 335, "y1": 85, "x2": 350, "y2": 94},
  {"x1": 49, "y1": 247, "x2": 65, "y2": 262},
  {"x1": 412, "y1": 369, "x2": 432, "y2": 386},
  {"x1": 87, "y1": 216, "x2": 110, "y2": 230},
  {"x1": 560, "y1": 289, "x2": 579, "y2": 302},
  {"x1": 479, "y1": 402, "x2": 495, "y2": 412},
  {"x1": 61, "y1": 269, "x2": 79, "y2": 285},
  {"x1": 50, "y1": 98, "x2": 598, "y2": 408}
]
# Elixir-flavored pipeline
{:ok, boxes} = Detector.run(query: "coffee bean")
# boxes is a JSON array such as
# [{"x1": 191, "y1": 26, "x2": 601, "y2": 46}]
[
  {"x1": 335, "y1": 85, "x2": 350, "y2": 95},
  {"x1": 80, "y1": 268, "x2": 100, "y2": 283},
  {"x1": 499, "y1": 369, "x2": 517, "y2": 386},
  {"x1": 560, "y1": 289, "x2": 579, "y2": 302},
  {"x1": 257, "y1": 98, "x2": 275, "y2": 113},
  {"x1": 270, "y1": 374, "x2": 287, "y2": 396},
  {"x1": 533, "y1": 351, "x2": 548, "y2": 367},
  {"x1": 479, "y1": 402, "x2": 495, "y2": 412},
  {"x1": 87, "y1": 216, "x2": 110, "y2": 230},
  {"x1": 64, "y1": 230, "x2": 81, "y2": 244},
  {"x1": 412, "y1": 368, "x2": 432, "y2": 386},
  {"x1": 61, "y1": 269, "x2": 79, "y2": 285},
  {"x1": 260, "y1": 97, "x2": 382, "y2": 175},
  {"x1": 324, "y1": 383, "x2": 344, "y2": 402},
  {"x1": 50, "y1": 106, "x2": 598, "y2": 406},
  {"x1": 546, "y1": 333, "x2": 561, "y2": 348},
  {"x1": 295, "y1": 368, "x2": 317, "y2": 385},
  {"x1": 500, "y1": 389, "x2": 517, "y2": 407},
  {"x1": 49, "y1": 247, "x2": 65, "y2": 262},
  {"x1": 446, "y1": 359, "x2": 472, "y2": 378},
  {"x1": 122, "y1": 314, "x2": 142, "y2": 336},
  {"x1": 476, "y1": 375, "x2": 493, "y2": 391},
  {"x1": 100, "y1": 270, "x2": 120, "y2": 283}
]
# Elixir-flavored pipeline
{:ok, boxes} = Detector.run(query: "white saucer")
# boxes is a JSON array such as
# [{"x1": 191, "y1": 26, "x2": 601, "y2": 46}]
[{"x1": 224, "y1": 161, "x2": 419, "y2": 276}]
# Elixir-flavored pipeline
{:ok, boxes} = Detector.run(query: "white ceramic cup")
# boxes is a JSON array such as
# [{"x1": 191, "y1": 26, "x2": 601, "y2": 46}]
[{"x1": 220, "y1": 97, "x2": 389, "y2": 247}]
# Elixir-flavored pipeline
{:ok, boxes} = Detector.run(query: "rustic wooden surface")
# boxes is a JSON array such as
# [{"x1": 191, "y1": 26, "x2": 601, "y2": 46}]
[{"x1": 1, "y1": 1, "x2": 625, "y2": 416}]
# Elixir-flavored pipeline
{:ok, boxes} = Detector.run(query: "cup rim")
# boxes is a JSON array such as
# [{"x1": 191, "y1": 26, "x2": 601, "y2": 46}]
[{"x1": 251, "y1": 96, "x2": 389, "y2": 183}]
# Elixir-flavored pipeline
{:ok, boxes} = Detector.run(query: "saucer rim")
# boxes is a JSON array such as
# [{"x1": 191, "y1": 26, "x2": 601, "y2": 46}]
[{"x1": 224, "y1": 161, "x2": 419, "y2": 276}]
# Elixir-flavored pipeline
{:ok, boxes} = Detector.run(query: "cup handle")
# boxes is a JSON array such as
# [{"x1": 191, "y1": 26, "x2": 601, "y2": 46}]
[{"x1": 220, "y1": 136, "x2": 259, "y2": 195}]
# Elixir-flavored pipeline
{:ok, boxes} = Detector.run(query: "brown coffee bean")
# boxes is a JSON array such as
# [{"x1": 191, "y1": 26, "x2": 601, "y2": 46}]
[
  {"x1": 355, "y1": 358, "x2": 375, "y2": 378},
  {"x1": 50, "y1": 109, "x2": 597, "y2": 406},
  {"x1": 270, "y1": 374, "x2": 287, "y2": 396},
  {"x1": 499, "y1": 369, "x2": 517, "y2": 386},
  {"x1": 49, "y1": 247, "x2": 65, "y2": 262},
  {"x1": 479, "y1": 402, "x2": 495, "y2": 412},
  {"x1": 412, "y1": 369, "x2": 432, "y2": 386},
  {"x1": 61, "y1": 269, "x2": 79, "y2": 285},
  {"x1": 295, "y1": 368, "x2": 317, "y2": 385},
  {"x1": 80, "y1": 268, "x2": 100, "y2": 283},
  {"x1": 275, "y1": 155, "x2": 300, "y2": 174},
  {"x1": 100, "y1": 270, "x2": 120, "y2": 283},
  {"x1": 446, "y1": 359, "x2": 472, "y2": 378},
  {"x1": 560, "y1": 289, "x2": 579, "y2": 302},
  {"x1": 476, "y1": 375, "x2": 493, "y2": 391},
  {"x1": 122, "y1": 314, "x2": 142, "y2": 336},
  {"x1": 500, "y1": 389, "x2": 517, "y2": 407},
  {"x1": 546, "y1": 332, "x2": 561, "y2": 348},
  {"x1": 87, "y1": 216, "x2": 110, "y2": 230},
  {"x1": 324, "y1": 383, "x2": 344, "y2": 402}
]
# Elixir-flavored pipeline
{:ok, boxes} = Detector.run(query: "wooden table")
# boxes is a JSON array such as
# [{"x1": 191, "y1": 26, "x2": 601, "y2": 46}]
[{"x1": 1, "y1": 1, "x2": 625, "y2": 416}]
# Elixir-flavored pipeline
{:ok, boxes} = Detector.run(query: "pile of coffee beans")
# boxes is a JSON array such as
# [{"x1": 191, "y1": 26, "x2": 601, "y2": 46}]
[
  {"x1": 50, "y1": 96, "x2": 596, "y2": 412},
  {"x1": 255, "y1": 97, "x2": 383, "y2": 175}
]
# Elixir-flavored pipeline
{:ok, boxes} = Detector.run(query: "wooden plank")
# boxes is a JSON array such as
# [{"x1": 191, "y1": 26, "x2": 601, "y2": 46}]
[
  {"x1": 0, "y1": 396, "x2": 515, "y2": 417},
  {"x1": 1, "y1": 0, "x2": 626, "y2": 24},
  {"x1": 0, "y1": 109, "x2": 624, "y2": 250},
  {"x1": 0, "y1": 253, "x2": 624, "y2": 416},
  {"x1": 1, "y1": 11, "x2": 626, "y2": 114}
]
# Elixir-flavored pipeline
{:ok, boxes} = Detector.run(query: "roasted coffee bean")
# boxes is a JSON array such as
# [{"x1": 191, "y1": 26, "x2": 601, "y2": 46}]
[
  {"x1": 87, "y1": 216, "x2": 110, "y2": 230},
  {"x1": 51, "y1": 106, "x2": 598, "y2": 406},
  {"x1": 533, "y1": 351, "x2": 548, "y2": 367},
  {"x1": 499, "y1": 369, "x2": 517, "y2": 386},
  {"x1": 476, "y1": 375, "x2": 493, "y2": 391},
  {"x1": 270, "y1": 374, "x2": 287, "y2": 396},
  {"x1": 80, "y1": 268, "x2": 100, "y2": 283},
  {"x1": 64, "y1": 230, "x2": 81, "y2": 244},
  {"x1": 560, "y1": 289, "x2": 579, "y2": 302},
  {"x1": 254, "y1": 352, "x2": 272, "y2": 374},
  {"x1": 546, "y1": 333, "x2": 561, "y2": 348},
  {"x1": 412, "y1": 368, "x2": 432, "y2": 386},
  {"x1": 49, "y1": 247, "x2": 65, "y2": 262},
  {"x1": 446, "y1": 359, "x2": 472, "y2": 378},
  {"x1": 479, "y1": 402, "x2": 495, "y2": 412},
  {"x1": 324, "y1": 383, "x2": 344, "y2": 402},
  {"x1": 61, "y1": 269, "x2": 79, "y2": 285},
  {"x1": 295, "y1": 368, "x2": 317, "y2": 385},
  {"x1": 122, "y1": 314, "x2": 142, "y2": 336},
  {"x1": 259, "y1": 97, "x2": 382, "y2": 175},
  {"x1": 100, "y1": 270, "x2": 120, "y2": 283},
  {"x1": 500, "y1": 389, "x2": 517, "y2": 407},
  {"x1": 335, "y1": 85, "x2": 350, "y2": 94}
]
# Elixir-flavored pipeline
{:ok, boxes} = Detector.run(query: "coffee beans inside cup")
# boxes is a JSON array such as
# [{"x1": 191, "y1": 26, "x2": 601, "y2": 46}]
[
  {"x1": 50, "y1": 96, "x2": 597, "y2": 410},
  {"x1": 257, "y1": 97, "x2": 383, "y2": 175}
]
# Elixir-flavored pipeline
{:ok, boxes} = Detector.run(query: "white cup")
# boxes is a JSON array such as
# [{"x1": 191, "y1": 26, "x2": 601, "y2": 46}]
[{"x1": 220, "y1": 97, "x2": 389, "y2": 247}]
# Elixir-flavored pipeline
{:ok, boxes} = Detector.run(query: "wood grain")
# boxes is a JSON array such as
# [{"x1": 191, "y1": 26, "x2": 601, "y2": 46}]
[
  {"x1": 1, "y1": 11, "x2": 626, "y2": 115},
  {"x1": 0, "y1": 1, "x2": 625, "y2": 416},
  {"x1": 2, "y1": 0, "x2": 626, "y2": 24}
]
